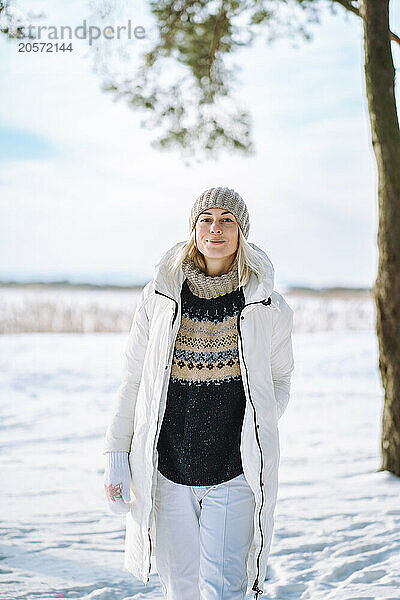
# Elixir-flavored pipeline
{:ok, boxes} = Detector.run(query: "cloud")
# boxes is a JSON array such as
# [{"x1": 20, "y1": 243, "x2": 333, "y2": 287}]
[{"x1": 0, "y1": 126, "x2": 57, "y2": 162}]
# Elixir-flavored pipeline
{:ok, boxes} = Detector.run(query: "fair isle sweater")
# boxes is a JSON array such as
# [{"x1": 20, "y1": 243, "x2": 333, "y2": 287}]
[{"x1": 156, "y1": 256, "x2": 247, "y2": 486}]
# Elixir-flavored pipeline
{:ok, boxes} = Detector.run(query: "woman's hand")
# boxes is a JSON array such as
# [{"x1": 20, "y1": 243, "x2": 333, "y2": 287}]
[{"x1": 104, "y1": 451, "x2": 131, "y2": 515}]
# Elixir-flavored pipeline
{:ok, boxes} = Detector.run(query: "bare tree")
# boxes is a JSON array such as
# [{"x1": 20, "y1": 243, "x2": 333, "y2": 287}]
[{"x1": 358, "y1": 0, "x2": 400, "y2": 476}]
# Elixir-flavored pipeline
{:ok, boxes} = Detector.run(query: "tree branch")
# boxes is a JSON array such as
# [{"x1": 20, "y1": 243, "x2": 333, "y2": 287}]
[
  {"x1": 332, "y1": 0, "x2": 400, "y2": 47},
  {"x1": 391, "y1": 29, "x2": 400, "y2": 46},
  {"x1": 207, "y1": 1, "x2": 227, "y2": 79},
  {"x1": 333, "y1": 0, "x2": 360, "y2": 17}
]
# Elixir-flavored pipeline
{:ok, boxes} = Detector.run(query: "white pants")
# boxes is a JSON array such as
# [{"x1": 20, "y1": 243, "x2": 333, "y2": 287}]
[{"x1": 154, "y1": 469, "x2": 256, "y2": 600}]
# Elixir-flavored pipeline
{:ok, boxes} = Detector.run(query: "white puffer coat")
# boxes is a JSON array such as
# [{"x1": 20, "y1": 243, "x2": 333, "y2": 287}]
[{"x1": 103, "y1": 240, "x2": 295, "y2": 598}]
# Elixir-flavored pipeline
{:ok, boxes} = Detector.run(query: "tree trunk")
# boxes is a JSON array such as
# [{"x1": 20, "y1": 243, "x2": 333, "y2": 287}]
[{"x1": 360, "y1": 0, "x2": 400, "y2": 475}]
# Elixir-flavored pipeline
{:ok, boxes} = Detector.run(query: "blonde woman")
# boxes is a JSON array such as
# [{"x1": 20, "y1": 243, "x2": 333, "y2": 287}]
[{"x1": 103, "y1": 187, "x2": 294, "y2": 600}]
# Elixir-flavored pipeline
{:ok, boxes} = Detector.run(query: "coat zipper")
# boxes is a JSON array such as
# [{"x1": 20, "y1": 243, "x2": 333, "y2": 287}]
[
  {"x1": 237, "y1": 294, "x2": 272, "y2": 599},
  {"x1": 155, "y1": 289, "x2": 179, "y2": 327},
  {"x1": 146, "y1": 289, "x2": 179, "y2": 583}
]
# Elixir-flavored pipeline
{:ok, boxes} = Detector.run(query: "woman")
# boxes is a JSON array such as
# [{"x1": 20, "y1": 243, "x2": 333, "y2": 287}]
[{"x1": 103, "y1": 187, "x2": 295, "y2": 599}]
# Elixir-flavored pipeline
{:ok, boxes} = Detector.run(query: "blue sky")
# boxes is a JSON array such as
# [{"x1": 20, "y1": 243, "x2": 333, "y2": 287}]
[{"x1": 0, "y1": 0, "x2": 399, "y2": 289}]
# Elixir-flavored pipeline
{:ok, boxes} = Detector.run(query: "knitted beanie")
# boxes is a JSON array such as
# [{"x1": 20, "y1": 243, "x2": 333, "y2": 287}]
[{"x1": 189, "y1": 187, "x2": 250, "y2": 239}]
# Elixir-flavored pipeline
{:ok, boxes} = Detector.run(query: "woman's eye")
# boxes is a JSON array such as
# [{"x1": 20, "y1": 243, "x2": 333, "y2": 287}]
[{"x1": 200, "y1": 218, "x2": 233, "y2": 222}]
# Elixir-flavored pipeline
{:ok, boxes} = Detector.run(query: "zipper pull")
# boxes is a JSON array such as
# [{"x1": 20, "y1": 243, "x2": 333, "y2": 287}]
[
  {"x1": 262, "y1": 296, "x2": 280, "y2": 312},
  {"x1": 252, "y1": 579, "x2": 264, "y2": 597}
]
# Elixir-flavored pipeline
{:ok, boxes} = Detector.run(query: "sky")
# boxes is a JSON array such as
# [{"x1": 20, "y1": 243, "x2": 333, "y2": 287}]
[{"x1": 0, "y1": 0, "x2": 399, "y2": 290}]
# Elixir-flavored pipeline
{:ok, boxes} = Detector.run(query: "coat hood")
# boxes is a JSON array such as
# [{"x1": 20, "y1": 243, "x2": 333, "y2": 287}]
[{"x1": 152, "y1": 240, "x2": 275, "y2": 305}]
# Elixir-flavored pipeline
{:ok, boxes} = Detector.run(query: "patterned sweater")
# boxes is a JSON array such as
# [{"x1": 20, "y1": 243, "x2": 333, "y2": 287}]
[{"x1": 156, "y1": 278, "x2": 247, "y2": 486}]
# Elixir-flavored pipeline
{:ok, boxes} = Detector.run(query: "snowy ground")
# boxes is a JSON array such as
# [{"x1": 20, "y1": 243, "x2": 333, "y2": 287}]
[{"x1": 1, "y1": 325, "x2": 399, "y2": 599}]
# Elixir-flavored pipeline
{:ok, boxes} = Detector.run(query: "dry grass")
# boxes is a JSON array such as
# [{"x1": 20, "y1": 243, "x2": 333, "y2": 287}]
[{"x1": 0, "y1": 284, "x2": 375, "y2": 334}]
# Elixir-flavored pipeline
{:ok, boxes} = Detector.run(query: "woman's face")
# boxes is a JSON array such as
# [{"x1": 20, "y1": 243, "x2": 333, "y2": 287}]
[{"x1": 195, "y1": 207, "x2": 239, "y2": 259}]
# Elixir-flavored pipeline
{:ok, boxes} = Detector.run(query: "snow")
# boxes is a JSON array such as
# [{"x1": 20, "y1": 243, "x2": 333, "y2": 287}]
[{"x1": 1, "y1": 313, "x2": 399, "y2": 598}]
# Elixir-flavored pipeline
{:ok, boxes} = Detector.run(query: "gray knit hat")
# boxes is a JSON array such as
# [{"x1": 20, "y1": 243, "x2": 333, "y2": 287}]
[{"x1": 189, "y1": 187, "x2": 250, "y2": 239}]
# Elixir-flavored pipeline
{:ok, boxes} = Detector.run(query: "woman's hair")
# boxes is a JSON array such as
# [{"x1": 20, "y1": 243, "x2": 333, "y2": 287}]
[{"x1": 163, "y1": 222, "x2": 267, "y2": 290}]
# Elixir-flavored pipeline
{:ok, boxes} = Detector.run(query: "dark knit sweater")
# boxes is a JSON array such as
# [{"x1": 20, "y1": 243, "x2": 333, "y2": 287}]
[{"x1": 156, "y1": 278, "x2": 247, "y2": 486}]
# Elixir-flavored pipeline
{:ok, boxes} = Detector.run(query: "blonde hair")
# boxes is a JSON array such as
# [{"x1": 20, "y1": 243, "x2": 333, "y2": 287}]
[{"x1": 163, "y1": 225, "x2": 267, "y2": 290}]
